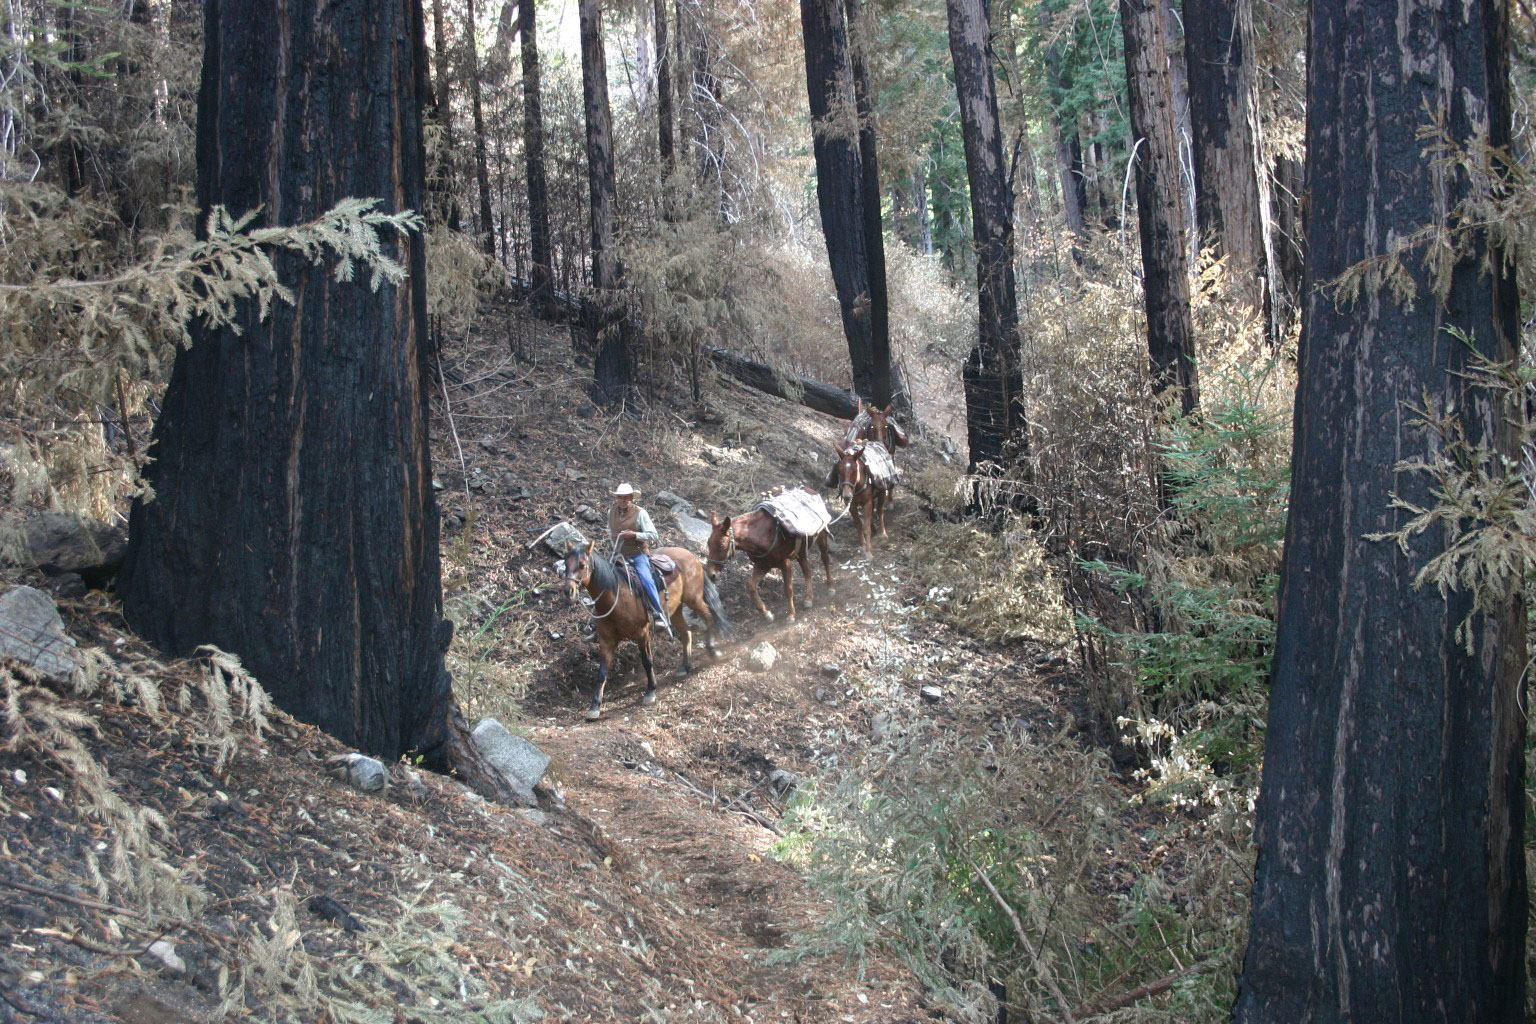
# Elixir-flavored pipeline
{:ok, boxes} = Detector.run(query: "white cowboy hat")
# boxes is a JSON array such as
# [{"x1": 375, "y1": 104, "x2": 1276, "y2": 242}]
[{"x1": 612, "y1": 482, "x2": 639, "y2": 497}]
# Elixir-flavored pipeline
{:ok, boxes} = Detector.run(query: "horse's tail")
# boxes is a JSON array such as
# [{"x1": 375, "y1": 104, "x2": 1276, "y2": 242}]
[{"x1": 702, "y1": 575, "x2": 734, "y2": 639}]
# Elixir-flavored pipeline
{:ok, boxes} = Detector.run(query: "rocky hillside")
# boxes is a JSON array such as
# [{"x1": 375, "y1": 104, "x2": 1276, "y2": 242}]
[{"x1": 0, "y1": 308, "x2": 1081, "y2": 1023}]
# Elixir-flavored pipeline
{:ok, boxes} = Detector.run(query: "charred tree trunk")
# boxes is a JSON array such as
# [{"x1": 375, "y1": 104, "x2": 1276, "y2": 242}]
[
  {"x1": 120, "y1": 0, "x2": 472, "y2": 781},
  {"x1": 654, "y1": 0, "x2": 675, "y2": 177},
  {"x1": 946, "y1": 0, "x2": 1029, "y2": 483},
  {"x1": 428, "y1": 0, "x2": 462, "y2": 231},
  {"x1": 465, "y1": 0, "x2": 496, "y2": 258},
  {"x1": 1234, "y1": 0, "x2": 1525, "y2": 1017},
  {"x1": 1121, "y1": 0, "x2": 1198, "y2": 416},
  {"x1": 580, "y1": 0, "x2": 632, "y2": 406},
  {"x1": 517, "y1": 0, "x2": 554, "y2": 310},
  {"x1": 1184, "y1": 0, "x2": 1276, "y2": 331},
  {"x1": 800, "y1": 0, "x2": 879, "y2": 403},
  {"x1": 704, "y1": 346, "x2": 860, "y2": 419},
  {"x1": 913, "y1": 163, "x2": 933, "y2": 255},
  {"x1": 843, "y1": 0, "x2": 897, "y2": 411},
  {"x1": 1045, "y1": 45, "x2": 1087, "y2": 239},
  {"x1": 1270, "y1": 151, "x2": 1305, "y2": 334}
]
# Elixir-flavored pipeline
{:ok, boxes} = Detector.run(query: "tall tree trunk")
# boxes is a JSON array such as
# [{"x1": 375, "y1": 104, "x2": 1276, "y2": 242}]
[
  {"x1": 654, "y1": 0, "x2": 675, "y2": 177},
  {"x1": 1044, "y1": 44, "x2": 1087, "y2": 239},
  {"x1": 1234, "y1": 0, "x2": 1525, "y2": 1017},
  {"x1": 946, "y1": 0, "x2": 1029, "y2": 483},
  {"x1": 1056, "y1": 122, "x2": 1087, "y2": 236},
  {"x1": 683, "y1": 1, "x2": 725, "y2": 210},
  {"x1": 517, "y1": 0, "x2": 553, "y2": 309},
  {"x1": 429, "y1": 0, "x2": 462, "y2": 231},
  {"x1": 800, "y1": 0, "x2": 878, "y2": 402},
  {"x1": 466, "y1": 0, "x2": 496, "y2": 258},
  {"x1": 1162, "y1": 0, "x2": 1197, "y2": 265},
  {"x1": 912, "y1": 163, "x2": 933, "y2": 255},
  {"x1": 1184, "y1": 0, "x2": 1276, "y2": 331},
  {"x1": 843, "y1": 0, "x2": 900, "y2": 411},
  {"x1": 1121, "y1": 0, "x2": 1199, "y2": 415},
  {"x1": 1270, "y1": 151, "x2": 1305, "y2": 334},
  {"x1": 120, "y1": 0, "x2": 445, "y2": 762},
  {"x1": 580, "y1": 0, "x2": 632, "y2": 405}
]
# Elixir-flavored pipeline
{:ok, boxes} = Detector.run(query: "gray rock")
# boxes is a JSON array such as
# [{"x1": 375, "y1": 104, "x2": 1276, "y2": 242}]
[
  {"x1": 576, "y1": 504, "x2": 603, "y2": 524},
  {"x1": 769, "y1": 768, "x2": 801, "y2": 795},
  {"x1": 325, "y1": 753, "x2": 388, "y2": 794},
  {"x1": 145, "y1": 939, "x2": 186, "y2": 974},
  {"x1": 818, "y1": 662, "x2": 842, "y2": 678},
  {"x1": 501, "y1": 472, "x2": 518, "y2": 493},
  {"x1": 920, "y1": 685, "x2": 944, "y2": 704},
  {"x1": 515, "y1": 808, "x2": 549, "y2": 826},
  {"x1": 674, "y1": 511, "x2": 713, "y2": 550},
  {"x1": 391, "y1": 765, "x2": 430, "y2": 804},
  {"x1": 0, "y1": 586, "x2": 78, "y2": 685},
  {"x1": 12, "y1": 513, "x2": 125, "y2": 578},
  {"x1": 655, "y1": 490, "x2": 692, "y2": 512},
  {"x1": 542, "y1": 521, "x2": 588, "y2": 556},
  {"x1": 471, "y1": 718, "x2": 549, "y2": 807},
  {"x1": 747, "y1": 642, "x2": 777, "y2": 672},
  {"x1": 871, "y1": 712, "x2": 893, "y2": 742}
]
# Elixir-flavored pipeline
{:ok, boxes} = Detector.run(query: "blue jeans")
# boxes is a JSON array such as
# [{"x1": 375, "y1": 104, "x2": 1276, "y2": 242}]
[{"x1": 629, "y1": 554, "x2": 668, "y2": 623}]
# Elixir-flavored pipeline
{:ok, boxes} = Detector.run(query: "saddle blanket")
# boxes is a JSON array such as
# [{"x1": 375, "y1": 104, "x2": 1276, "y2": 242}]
[
  {"x1": 756, "y1": 487, "x2": 833, "y2": 537},
  {"x1": 843, "y1": 408, "x2": 873, "y2": 446},
  {"x1": 861, "y1": 441, "x2": 901, "y2": 488}
]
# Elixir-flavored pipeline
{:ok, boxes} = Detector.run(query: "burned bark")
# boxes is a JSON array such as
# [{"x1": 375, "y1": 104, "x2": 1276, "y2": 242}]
[
  {"x1": 1234, "y1": 0, "x2": 1525, "y2": 1016},
  {"x1": 1121, "y1": 0, "x2": 1199, "y2": 415}
]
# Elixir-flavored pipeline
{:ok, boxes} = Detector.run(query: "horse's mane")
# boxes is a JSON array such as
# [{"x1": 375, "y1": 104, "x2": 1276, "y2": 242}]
[{"x1": 587, "y1": 550, "x2": 640, "y2": 598}]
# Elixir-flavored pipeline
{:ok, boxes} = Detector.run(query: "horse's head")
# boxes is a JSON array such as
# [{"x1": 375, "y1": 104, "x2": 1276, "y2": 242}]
[
  {"x1": 865, "y1": 403, "x2": 891, "y2": 448},
  {"x1": 705, "y1": 513, "x2": 734, "y2": 578},
  {"x1": 832, "y1": 441, "x2": 864, "y2": 501},
  {"x1": 563, "y1": 541, "x2": 593, "y2": 602}
]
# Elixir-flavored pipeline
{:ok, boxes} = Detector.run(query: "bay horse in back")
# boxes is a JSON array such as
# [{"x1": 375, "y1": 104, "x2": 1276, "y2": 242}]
[
  {"x1": 706, "y1": 488, "x2": 834, "y2": 623},
  {"x1": 859, "y1": 402, "x2": 909, "y2": 450},
  {"x1": 833, "y1": 440, "x2": 894, "y2": 556},
  {"x1": 564, "y1": 543, "x2": 731, "y2": 720}
]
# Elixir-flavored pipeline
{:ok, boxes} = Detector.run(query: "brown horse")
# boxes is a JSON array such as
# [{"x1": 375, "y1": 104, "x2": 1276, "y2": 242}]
[
  {"x1": 825, "y1": 401, "x2": 910, "y2": 489},
  {"x1": 833, "y1": 440, "x2": 892, "y2": 556},
  {"x1": 706, "y1": 497, "x2": 834, "y2": 624},
  {"x1": 855, "y1": 401, "x2": 909, "y2": 449},
  {"x1": 564, "y1": 543, "x2": 731, "y2": 721}
]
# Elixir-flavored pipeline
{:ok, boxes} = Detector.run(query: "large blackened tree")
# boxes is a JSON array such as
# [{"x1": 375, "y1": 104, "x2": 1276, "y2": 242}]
[
  {"x1": 945, "y1": 0, "x2": 1029, "y2": 484},
  {"x1": 1183, "y1": 0, "x2": 1275, "y2": 329},
  {"x1": 120, "y1": 0, "x2": 452, "y2": 764},
  {"x1": 842, "y1": 0, "x2": 894, "y2": 410},
  {"x1": 800, "y1": 0, "x2": 884, "y2": 406},
  {"x1": 517, "y1": 0, "x2": 554, "y2": 308},
  {"x1": 1234, "y1": 0, "x2": 1525, "y2": 1017},
  {"x1": 1121, "y1": 0, "x2": 1199, "y2": 415},
  {"x1": 580, "y1": 0, "x2": 634, "y2": 406},
  {"x1": 465, "y1": 0, "x2": 497, "y2": 258}
]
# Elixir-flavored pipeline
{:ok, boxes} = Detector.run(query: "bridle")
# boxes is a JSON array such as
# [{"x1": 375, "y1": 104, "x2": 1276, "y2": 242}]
[
  {"x1": 565, "y1": 551, "x2": 621, "y2": 620},
  {"x1": 706, "y1": 529, "x2": 736, "y2": 569}
]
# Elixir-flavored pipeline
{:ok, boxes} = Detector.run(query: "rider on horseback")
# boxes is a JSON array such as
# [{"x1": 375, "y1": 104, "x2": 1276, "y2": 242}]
[{"x1": 609, "y1": 483, "x2": 674, "y2": 638}]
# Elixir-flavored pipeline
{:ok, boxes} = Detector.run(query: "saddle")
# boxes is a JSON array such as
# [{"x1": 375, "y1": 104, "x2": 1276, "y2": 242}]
[{"x1": 621, "y1": 553, "x2": 677, "y2": 595}]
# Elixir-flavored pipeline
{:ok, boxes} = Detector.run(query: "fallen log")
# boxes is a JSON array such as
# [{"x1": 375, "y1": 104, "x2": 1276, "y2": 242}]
[{"x1": 704, "y1": 346, "x2": 860, "y2": 420}]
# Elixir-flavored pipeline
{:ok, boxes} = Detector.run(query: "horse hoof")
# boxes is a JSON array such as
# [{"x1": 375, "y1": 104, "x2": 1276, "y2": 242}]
[
  {"x1": 641, "y1": 691, "x2": 658, "y2": 705},
  {"x1": 762, "y1": 611, "x2": 775, "y2": 623},
  {"x1": 786, "y1": 615, "x2": 797, "y2": 624},
  {"x1": 585, "y1": 706, "x2": 602, "y2": 721}
]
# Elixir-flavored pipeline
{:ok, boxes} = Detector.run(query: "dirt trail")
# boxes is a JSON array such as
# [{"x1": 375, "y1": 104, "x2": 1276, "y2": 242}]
[{"x1": 0, "y1": 317, "x2": 1070, "y2": 1022}]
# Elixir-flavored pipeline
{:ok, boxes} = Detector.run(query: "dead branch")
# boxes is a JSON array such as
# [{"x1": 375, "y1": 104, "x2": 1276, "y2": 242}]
[{"x1": 957, "y1": 847, "x2": 1077, "y2": 1024}]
